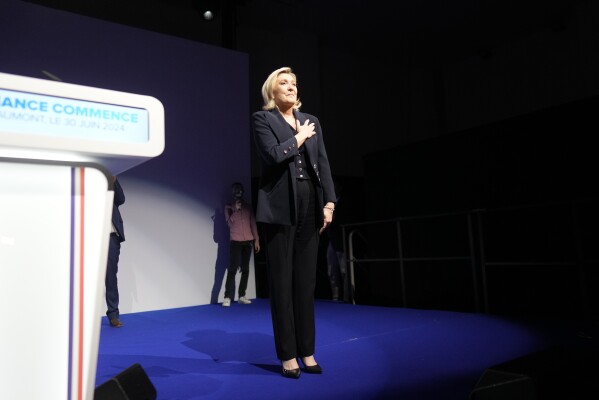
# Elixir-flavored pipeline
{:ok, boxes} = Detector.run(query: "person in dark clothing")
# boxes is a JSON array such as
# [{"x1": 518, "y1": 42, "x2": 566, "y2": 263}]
[
  {"x1": 326, "y1": 181, "x2": 348, "y2": 302},
  {"x1": 106, "y1": 176, "x2": 125, "y2": 327},
  {"x1": 252, "y1": 67, "x2": 336, "y2": 378}
]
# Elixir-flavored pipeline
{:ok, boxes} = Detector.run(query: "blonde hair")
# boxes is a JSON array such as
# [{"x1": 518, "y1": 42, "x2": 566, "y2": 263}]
[{"x1": 261, "y1": 67, "x2": 302, "y2": 111}]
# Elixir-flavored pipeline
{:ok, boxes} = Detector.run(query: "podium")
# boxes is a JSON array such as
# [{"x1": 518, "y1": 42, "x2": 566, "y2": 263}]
[{"x1": 0, "y1": 72, "x2": 164, "y2": 399}]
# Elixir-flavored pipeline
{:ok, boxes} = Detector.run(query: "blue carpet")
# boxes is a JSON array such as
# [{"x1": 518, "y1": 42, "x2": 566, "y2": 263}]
[{"x1": 96, "y1": 299, "x2": 597, "y2": 399}]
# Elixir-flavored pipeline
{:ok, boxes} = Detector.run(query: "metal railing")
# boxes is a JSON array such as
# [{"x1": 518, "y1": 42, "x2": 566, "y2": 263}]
[
  {"x1": 341, "y1": 199, "x2": 597, "y2": 319},
  {"x1": 342, "y1": 210, "x2": 479, "y2": 309}
]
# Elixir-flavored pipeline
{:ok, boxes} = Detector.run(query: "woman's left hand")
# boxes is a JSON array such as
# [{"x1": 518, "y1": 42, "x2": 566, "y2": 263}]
[{"x1": 319, "y1": 206, "x2": 334, "y2": 234}]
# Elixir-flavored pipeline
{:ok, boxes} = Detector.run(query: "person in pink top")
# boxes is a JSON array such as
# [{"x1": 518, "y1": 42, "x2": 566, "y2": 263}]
[{"x1": 222, "y1": 182, "x2": 260, "y2": 307}]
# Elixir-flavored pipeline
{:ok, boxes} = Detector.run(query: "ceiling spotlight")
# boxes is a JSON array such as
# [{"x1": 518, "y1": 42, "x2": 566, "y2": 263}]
[{"x1": 194, "y1": 0, "x2": 219, "y2": 21}]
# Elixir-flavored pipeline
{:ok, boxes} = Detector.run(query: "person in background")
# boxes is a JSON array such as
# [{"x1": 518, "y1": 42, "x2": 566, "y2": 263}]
[
  {"x1": 252, "y1": 67, "x2": 336, "y2": 378},
  {"x1": 222, "y1": 182, "x2": 260, "y2": 307},
  {"x1": 106, "y1": 176, "x2": 125, "y2": 328},
  {"x1": 326, "y1": 180, "x2": 347, "y2": 302}
]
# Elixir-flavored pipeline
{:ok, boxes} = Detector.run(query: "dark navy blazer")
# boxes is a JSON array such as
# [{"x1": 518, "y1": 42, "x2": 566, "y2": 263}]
[{"x1": 252, "y1": 108, "x2": 335, "y2": 226}]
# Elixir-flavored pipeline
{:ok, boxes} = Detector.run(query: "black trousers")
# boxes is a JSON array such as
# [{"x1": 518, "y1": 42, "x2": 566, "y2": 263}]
[
  {"x1": 224, "y1": 240, "x2": 253, "y2": 299},
  {"x1": 106, "y1": 233, "x2": 121, "y2": 319},
  {"x1": 262, "y1": 179, "x2": 320, "y2": 361}
]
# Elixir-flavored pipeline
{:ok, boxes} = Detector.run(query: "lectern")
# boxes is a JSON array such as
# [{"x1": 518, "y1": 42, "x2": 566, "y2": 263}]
[{"x1": 0, "y1": 72, "x2": 164, "y2": 400}]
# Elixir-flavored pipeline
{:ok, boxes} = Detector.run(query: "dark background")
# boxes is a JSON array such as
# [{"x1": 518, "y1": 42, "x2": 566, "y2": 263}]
[{"x1": 19, "y1": 0, "x2": 599, "y2": 321}]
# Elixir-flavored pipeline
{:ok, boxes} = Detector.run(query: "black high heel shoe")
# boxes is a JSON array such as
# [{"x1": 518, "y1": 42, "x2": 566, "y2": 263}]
[
  {"x1": 281, "y1": 367, "x2": 301, "y2": 379},
  {"x1": 300, "y1": 358, "x2": 323, "y2": 374}
]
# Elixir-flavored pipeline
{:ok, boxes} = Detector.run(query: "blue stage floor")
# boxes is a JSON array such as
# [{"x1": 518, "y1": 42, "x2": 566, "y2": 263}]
[{"x1": 96, "y1": 299, "x2": 598, "y2": 400}]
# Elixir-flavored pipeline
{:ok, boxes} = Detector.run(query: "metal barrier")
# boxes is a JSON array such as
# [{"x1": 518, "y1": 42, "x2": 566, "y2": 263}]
[
  {"x1": 341, "y1": 199, "x2": 597, "y2": 318},
  {"x1": 343, "y1": 210, "x2": 479, "y2": 308}
]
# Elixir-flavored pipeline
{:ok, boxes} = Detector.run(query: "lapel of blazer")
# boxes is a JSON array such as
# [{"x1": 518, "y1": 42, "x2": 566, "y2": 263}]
[
  {"x1": 293, "y1": 110, "x2": 317, "y2": 163},
  {"x1": 269, "y1": 108, "x2": 294, "y2": 143},
  {"x1": 268, "y1": 109, "x2": 316, "y2": 163}
]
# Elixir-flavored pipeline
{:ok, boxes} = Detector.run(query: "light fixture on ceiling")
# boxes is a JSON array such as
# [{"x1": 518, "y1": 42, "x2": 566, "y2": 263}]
[
  {"x1": 203, "y1": 10, "x2": 214, "y2": 20},
  {"x1": 194, "y1": 0, "x2": 219, "y2": 21}
]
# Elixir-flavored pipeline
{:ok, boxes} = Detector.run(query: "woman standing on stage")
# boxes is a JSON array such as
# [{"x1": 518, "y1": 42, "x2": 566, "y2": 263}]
[{"x1": 252, "y1": 67, "x2": 336, "y2": 378}]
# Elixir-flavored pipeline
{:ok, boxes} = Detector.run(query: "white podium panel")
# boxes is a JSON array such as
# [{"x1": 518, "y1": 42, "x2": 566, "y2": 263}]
[
  {"x1": 0, "y1": 72, "x2": 164, "y2": 399},
  {"x1": 0, "y1": 72, "x2": 165, "y2": 175},
  {"x1": 0, "y1": 160, "x2": 112, "y2": 400}
]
